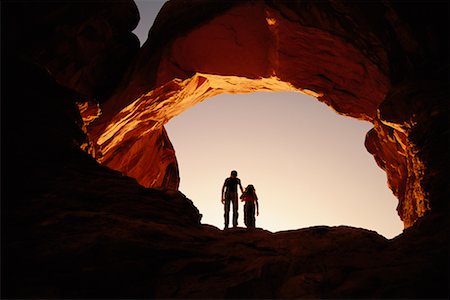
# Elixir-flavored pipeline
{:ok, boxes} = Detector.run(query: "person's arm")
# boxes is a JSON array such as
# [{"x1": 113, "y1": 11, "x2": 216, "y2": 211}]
[
  {"x1": 238, "y1": 179, "x2": 244, "y2": 193},
  {"x1": 255, "y1": 195, "x2": 259, "y2": 216},
  {"x1": 221, "y1": 179, "x2": 227, "y2": 204}
]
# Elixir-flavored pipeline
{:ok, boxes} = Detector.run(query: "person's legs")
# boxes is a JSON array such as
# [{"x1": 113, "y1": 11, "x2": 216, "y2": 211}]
[
  {"x1": 243, "y1": 202, "x2": 248, "y2": 228},
  {"x1": 248, "y1": 202, "x2": 255, "y2": 228},
  {"x1": 232, "y1": 195, "x2": 238, "y2": 227},
  {"x1": 224, "y1": 199, "x2": 231, "y2": 229}
]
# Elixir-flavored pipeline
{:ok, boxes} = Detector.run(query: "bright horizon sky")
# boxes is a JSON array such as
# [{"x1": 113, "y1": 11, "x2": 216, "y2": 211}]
[{"x1": 133, "y1": 0, "x2": 404, "y2": 239}]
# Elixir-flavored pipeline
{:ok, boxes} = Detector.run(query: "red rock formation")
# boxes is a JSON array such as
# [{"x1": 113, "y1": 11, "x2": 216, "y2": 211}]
[
  {"x1": 366, "y1": 77, "x2": 448, "y2": 227},
  {"x1": 84, "y1": 0, "x2": 448, "y2": 228},
  {"x1": 2, "y1": 1, "x2": 448, "y2": 298},
  {"x1": 89, "y1": 1, "x2": 389, "y2": 189}
]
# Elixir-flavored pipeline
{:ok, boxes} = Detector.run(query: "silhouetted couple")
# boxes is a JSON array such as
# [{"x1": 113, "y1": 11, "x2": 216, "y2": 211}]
[{"x1": 221, "y1": 170, "x2": 259, "y2": 229}]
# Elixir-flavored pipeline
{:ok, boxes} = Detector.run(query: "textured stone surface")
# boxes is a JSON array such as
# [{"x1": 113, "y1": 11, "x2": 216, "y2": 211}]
[{"x1": 2, "y1": 0, "x2": 448, "y2": 298}]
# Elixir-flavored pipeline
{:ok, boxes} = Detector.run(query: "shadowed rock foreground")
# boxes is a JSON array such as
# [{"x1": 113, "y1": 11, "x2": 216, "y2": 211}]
[{"x1": 2, "y1": 0, "x2": 448, "y2": 298}]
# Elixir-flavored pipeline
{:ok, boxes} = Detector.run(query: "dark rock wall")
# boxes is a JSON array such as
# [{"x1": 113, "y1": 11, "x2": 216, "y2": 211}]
[
  {"x1": 3, "y1": 1, "x2": 140, "y2": 101},
  {"x1": 1, "y1": 48, "x2": 201, "y2": 299}
]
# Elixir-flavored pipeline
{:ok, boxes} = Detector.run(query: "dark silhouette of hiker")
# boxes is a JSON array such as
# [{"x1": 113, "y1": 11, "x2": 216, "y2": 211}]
[
  {"x1": 240, "y1": 184, "x2": 259, "y2": 228},
  {"x1": 221, "y1": 170, "x2": 244, "y2": 229}
]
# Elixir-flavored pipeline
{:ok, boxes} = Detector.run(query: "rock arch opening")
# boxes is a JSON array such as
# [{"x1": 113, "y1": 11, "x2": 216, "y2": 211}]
[
  {"x1": 165, "y1": 91, "x2": 403, "y2": 238},
  {"x1": 83, "y1": 0, "x2": 441, "y2": 231}
]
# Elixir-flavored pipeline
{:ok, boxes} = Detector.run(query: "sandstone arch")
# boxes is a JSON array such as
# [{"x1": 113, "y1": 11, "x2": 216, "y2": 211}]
[
  {"x1": 3, "y1": 0, "x2": 448, "y2": 298},
  {"x1": 83, "y1": 1, "x2": 447, "y2": 228}
]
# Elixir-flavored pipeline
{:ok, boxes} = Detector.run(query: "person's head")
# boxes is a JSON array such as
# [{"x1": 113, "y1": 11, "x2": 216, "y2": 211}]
[
  {"x1": 246, "y1": 184, "x2": 255, "y2": 193},
  {"x1": 230, "y1": 170, "x2": 238, "y2": 177}
]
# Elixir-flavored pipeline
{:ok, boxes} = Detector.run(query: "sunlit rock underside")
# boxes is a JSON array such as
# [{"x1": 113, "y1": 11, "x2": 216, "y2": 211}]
[{"x1": 3, "y1": 0, "x2": 448, "y2": 298}]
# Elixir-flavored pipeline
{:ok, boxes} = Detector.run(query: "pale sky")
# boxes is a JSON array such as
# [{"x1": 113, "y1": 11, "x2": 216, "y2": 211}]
[{"x1": 133, "y1": 0, "x2": 404, "y2": 239}]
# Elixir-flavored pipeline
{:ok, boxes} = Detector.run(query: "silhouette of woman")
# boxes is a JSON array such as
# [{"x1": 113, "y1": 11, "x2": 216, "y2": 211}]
[{"x1": 240, "y1": 184, "x2": 259, "y2": 228}]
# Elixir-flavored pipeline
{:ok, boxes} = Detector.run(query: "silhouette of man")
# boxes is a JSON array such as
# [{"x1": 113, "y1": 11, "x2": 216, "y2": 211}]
[{"x1": 221, "y1": 170, "x2": 244, "y2": 229}]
